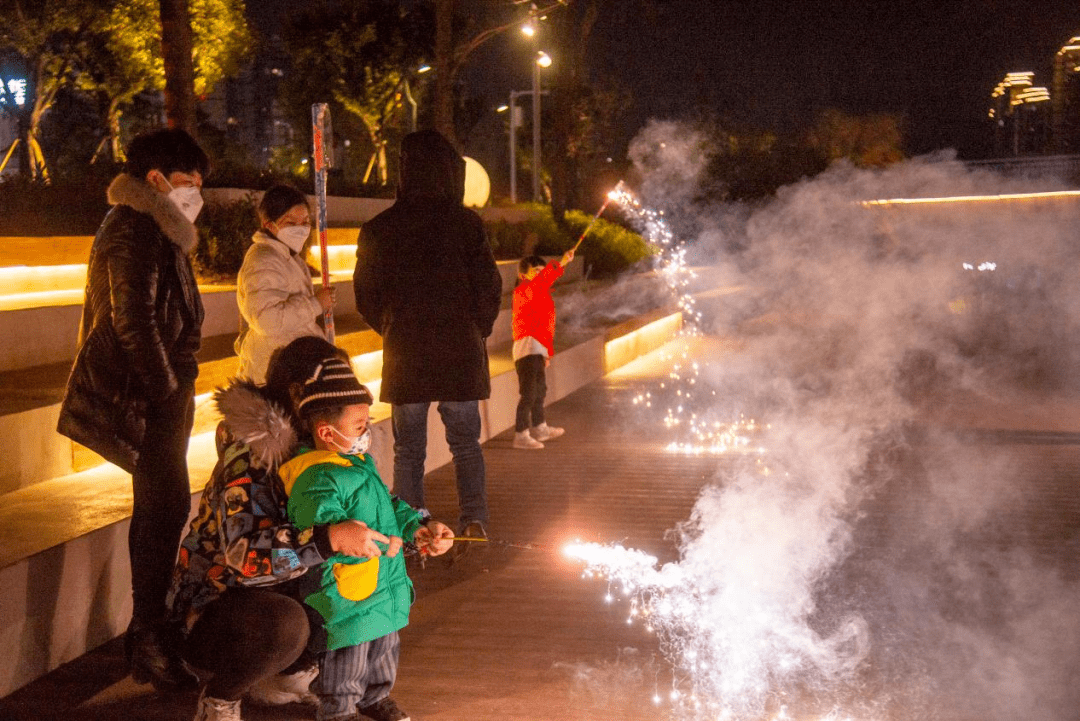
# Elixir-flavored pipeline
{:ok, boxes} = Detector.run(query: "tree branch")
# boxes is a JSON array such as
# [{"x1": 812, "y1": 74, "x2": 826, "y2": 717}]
[{"x1": 451, "y1": 1, "x2": 565, "y2": 75}]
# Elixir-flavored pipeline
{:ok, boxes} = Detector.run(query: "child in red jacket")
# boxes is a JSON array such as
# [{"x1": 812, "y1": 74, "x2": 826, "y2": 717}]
[{"x1": 511, "y1": 249, "x2": 574, "y2": 449}]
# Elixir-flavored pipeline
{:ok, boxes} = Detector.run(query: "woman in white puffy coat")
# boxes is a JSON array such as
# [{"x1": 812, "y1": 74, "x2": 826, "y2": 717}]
[{"x1": 235, "y1": 185, "x2": 336, "y2": 384}]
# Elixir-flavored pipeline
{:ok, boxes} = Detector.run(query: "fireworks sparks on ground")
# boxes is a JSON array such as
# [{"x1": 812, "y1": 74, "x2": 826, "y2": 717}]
[
  {"x1": 564, "y1": 537, "x2": 874, "y2": 721},
  {"x1": 609, "y1": 184, "x2": 763, "y2": 457},
  {"x1": 665, "y1": 415, "x2": 766, "y2": 456},
  {"x1": 578, "y1": 183, "x2": 878, "y2": 720}
]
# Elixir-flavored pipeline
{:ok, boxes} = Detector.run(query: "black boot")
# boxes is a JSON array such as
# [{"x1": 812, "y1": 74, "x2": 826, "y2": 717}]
[{"x1": 125, "y1": 619, "x2": 199, "y2": 691}]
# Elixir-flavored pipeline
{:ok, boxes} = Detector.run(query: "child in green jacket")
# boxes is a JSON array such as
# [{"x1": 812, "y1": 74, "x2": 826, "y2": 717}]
[{"x1": 279, "y1": 357, "x2": 454, "y2": 721}]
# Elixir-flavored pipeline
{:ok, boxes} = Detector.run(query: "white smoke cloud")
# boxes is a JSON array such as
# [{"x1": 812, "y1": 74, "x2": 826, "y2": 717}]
[{"x1": 594, "y1": 122, "x2": 1080, "y2": 719}]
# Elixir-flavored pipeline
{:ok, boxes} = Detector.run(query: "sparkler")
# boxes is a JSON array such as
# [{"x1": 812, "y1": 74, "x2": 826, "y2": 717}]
[
  {"x1": 571, "y1": 180, "x2": 625, "y2": 253},
  {"x1": 403, "y1": 536, "x2": 549, "y2": 556}
]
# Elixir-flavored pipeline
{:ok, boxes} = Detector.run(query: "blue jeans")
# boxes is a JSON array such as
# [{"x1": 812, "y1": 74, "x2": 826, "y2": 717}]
[{"x1": 391, "y1": 400, "x2": 489, "y2": 528}]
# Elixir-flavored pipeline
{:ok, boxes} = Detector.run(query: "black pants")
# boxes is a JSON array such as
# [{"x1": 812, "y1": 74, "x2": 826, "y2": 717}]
[
  {"x1": 129, "y1": 386, "x2": 195, "y2": 624},
  {"x1": 182, "y1": 587, "x2": 312, "y2": 701},
  {"x1": 515, "y1": 354, "x2": 547, "y2": 432}
]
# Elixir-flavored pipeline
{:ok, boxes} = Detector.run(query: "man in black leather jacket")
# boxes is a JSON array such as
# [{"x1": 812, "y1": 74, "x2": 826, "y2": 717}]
[{"x1": 58, "y1": 128, "x2": 209, "y2": 690}]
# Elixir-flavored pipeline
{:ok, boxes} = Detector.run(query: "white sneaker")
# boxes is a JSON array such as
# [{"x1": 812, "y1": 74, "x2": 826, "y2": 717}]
[
  {"x1": 513, "y1": 430, "x2": 544, "y2": 449},
  {"x1": 194, "y1": 690, "x2": 243, "y2": 721},
  {"x1": 245, "y1": 665, "x2": 318, "y2": 706},
  {"x1": 531, "y1": 423, "x2": 565, "y2": 442}
]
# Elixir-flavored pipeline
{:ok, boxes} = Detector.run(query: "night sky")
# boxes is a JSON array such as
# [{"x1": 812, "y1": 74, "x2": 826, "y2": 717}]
[
  {"x1": 475, "y1": 0, "x2": 1080, "y2": 159},
  {"x1": 256, "y1": 1, "x2": 1080, "y2": 163}
]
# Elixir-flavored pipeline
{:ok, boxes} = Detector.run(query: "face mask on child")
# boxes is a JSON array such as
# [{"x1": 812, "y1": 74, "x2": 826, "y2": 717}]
[{"x1": 328, "y1": 426, "x2": 371, "y2": 455}]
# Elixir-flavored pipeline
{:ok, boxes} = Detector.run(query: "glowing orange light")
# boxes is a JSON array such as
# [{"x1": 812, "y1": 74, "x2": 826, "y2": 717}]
[{"x1": 862, "y1": 190, "x2": 1080, "y2": 206}]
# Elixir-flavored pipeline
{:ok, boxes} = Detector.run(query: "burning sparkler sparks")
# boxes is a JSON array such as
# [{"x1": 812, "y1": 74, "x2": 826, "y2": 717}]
[
  {"x1": 564, "y1": 531, "x2": 873, "y2": 720},
  {"x1": 577, "y1": 181, "x2": 879, "y2": 720},
  {"x1": 608, "y1": 184, "x2": 763, "y2": 457}
]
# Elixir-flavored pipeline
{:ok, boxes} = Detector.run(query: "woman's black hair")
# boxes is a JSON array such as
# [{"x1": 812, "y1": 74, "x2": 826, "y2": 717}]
[
  {"x1": 258, "y1": 185, "x2": 310, "y2": 226},
  {"x1": 125, "y1": 128, "x2": 210, "y2": 180},
  {"x1": 263, "y1": 336, "x2": 349, "y2": 433}
]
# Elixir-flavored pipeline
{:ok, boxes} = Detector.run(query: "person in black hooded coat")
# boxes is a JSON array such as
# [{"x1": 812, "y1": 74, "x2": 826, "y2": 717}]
[
  {"x1": 57, "y1": 129, "x2": 208, "y2": 691},
  {"x1": 353, "y1": 130, "x2": 502, "y2": 535}
]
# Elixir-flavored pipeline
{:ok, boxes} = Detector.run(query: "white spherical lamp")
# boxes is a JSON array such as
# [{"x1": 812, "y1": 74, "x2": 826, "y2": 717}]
[{"x1": 462, "y1": 156, "x2": 491, "y2": 208}]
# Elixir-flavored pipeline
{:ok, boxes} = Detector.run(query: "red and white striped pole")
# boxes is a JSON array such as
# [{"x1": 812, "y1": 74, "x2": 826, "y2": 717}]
[{"x1": 311, "y1": 103, "x2": 335, "y2": 343}]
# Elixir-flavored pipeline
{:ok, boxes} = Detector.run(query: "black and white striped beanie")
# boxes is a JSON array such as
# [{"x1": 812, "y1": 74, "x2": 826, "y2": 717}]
[{"x1": 297, "y1": 357, "x2": 374, "y2": 416}]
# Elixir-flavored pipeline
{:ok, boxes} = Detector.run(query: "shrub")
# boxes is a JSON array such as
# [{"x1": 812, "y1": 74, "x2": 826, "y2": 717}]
[
  {"x1": 485, "y1": 205, "x2": 651, "y2": 278},
  {"x1": 563, "y1": 210, "x2": 654, "y2": 278},
  {"x1": 0, "y1": 174, "x2": 112, "y2": 235},
  {"x1": 194, "y1": 194, "x2": 259, "y2": 280},
  {"x1": 486, "y1": 204, "x2": 572, "y2": 259}
]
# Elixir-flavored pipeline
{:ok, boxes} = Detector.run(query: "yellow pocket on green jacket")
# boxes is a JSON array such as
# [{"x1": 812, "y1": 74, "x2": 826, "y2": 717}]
[{"x1": 332, "y1": 559, "x2": 379, "y2": 601}]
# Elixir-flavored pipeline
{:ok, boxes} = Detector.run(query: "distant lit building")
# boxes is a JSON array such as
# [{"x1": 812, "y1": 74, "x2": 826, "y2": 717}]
[
  {"x1": 201, "y1": 45, "x2": 293, "y2": 168},
  {"x1": 1051, "y1": 36, "x2": 1080, "y2": 153},
  {"x1": 990, "y1": 72, "x2": 1051, "y2": 156}
]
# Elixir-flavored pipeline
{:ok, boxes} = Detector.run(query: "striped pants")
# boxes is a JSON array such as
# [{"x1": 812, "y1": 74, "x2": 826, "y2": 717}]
[{"x1": 314, "y1": 631, "x2": 400, "y2": 721}]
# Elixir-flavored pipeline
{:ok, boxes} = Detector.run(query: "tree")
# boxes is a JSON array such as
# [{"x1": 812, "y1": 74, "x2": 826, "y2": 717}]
[
  {"x1": 545, "y1": 0, "x2": 624, "y2": 217},
  {"x1": 430, "y1": 0, "x2": 564, "y2": 146},
  {"x1": 0, "y1": 0, "x2": 251, "y2": 176},
  {"x1": 80, "y1": 0, "x2": 161, "y2": 161},
  {"x1": 159, "y1": 0, "x2": 196, "y2": 133},
  {"x1": 84, "y1": 0, "x2": 252, "y2": 159},
  {"x1": 280, "y1": 1, "x2": 431, "y2": 186},
  {"x1": 0, "y1": 0, "x2": 92, "y2": 179},
  {"x1": 808, "y1": 109, "x2": 905, "y2": 168}
]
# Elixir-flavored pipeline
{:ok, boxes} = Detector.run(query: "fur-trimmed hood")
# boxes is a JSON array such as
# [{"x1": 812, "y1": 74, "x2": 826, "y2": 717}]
[
  {"x1": 214, "y1": 380, "x2": 297, "y2": 470},
  {"x1": 107, "y1": 173, "x2": 198, "y2": 253}
]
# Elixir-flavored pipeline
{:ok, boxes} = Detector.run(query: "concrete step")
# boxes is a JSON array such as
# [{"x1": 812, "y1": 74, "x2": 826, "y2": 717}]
[
  {"x1": 0, "y1": 241, "x2": 531, "y2": 301},
  {"x1": 0, "y1": 313, "x2": 379, "y2": 494},
  {"x1": 0, "y1": 307, "x2": 684, "y2": 698},
  {"x1": 0, "y1": 258, "x2": 576, "y2": 372},
  {"x1": 0, "y1": 267, "x2": 643, "y2": 494}
]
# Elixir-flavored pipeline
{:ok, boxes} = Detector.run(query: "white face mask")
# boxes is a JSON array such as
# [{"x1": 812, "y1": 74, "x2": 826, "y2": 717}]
[
  {"x1": 329, "y1": 426, "x2": 371, "y2": 456},
  {"x1": 275, "y1": 224, "x2": 311, "y2": 253},
  {"x1": 165, "y1": 178, "x2": 204, "y2": 223}
]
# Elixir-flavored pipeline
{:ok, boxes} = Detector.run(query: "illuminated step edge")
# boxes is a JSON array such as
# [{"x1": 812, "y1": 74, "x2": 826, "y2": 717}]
[
  {"x1": 602, "y1": 311, "x2": 684, "y2": 374},
  {"x1": 862, "y1": 189, "x2": 1080, "y2": 206},
  {"x1": 0, "y1": 313, "x2": 686, "y2": 698},
  {"x1": 71, "y1": 348, "x2": 387, "y2": 475},
  {"x1": 0, "y1": 261, "x2": 540, "y2": 373},
  {"x1": 0, "y1": 254, "x2": 539, "y2": 311}
]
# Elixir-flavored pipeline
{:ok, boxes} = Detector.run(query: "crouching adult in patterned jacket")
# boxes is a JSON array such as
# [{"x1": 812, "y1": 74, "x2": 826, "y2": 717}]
[
  {"x1": 57, "y1": 129, "x2": 208, "y2": 690},
  {"x1": 168, "y1": 336, "x2": 382, "y2": 721}
]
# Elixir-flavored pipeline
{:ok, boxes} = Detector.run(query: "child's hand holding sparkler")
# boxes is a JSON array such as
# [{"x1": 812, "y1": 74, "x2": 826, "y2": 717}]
[
  {"x1": 329, "y1": 519, "x2": 393, "y2": 558},
  {"x1": 414, "y1": 520, "x2": 455, "y2": 556},
  {"x1": 560, "y1": 249, "x2": 575, "y2": 267}
]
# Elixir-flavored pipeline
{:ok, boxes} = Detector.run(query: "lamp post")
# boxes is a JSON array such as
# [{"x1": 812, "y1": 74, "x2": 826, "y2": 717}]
[
  {"x1": 532, "y1": 50, "x2": 551, "y2": 203},
  {"x1": 505, "y1": 86, "x2": 549, "y2": 204},
  {"x1": 518, "y1": 18, "x2": 551, "y2": 203}
]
